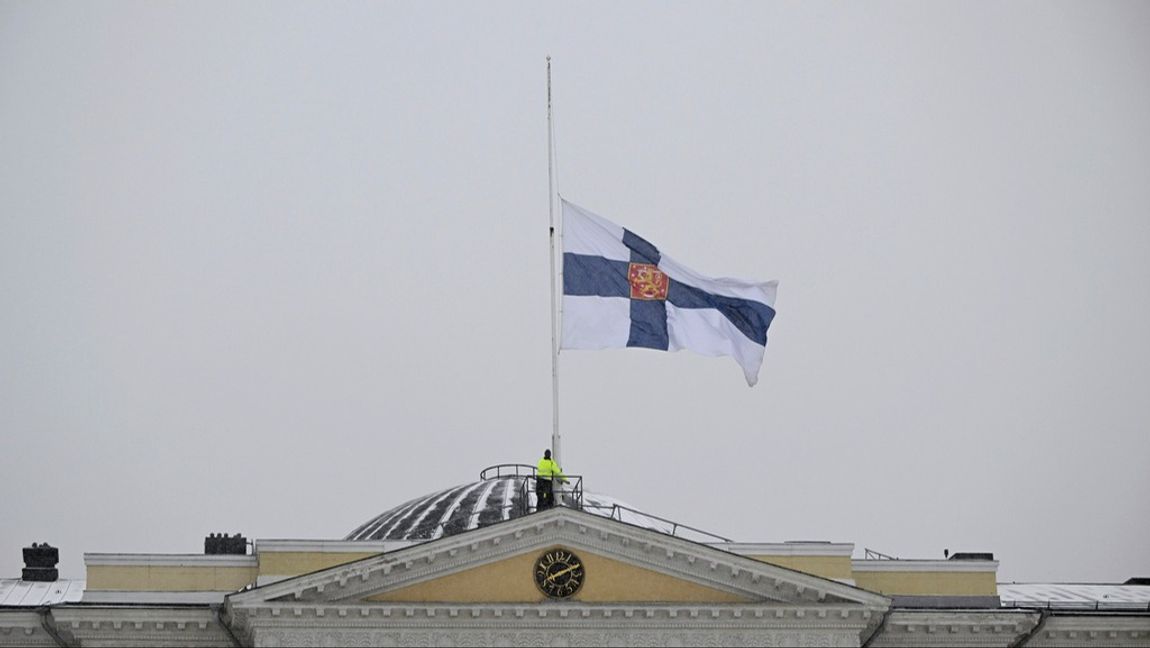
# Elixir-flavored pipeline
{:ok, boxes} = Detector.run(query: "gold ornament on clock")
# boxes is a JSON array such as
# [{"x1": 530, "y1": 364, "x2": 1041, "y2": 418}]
[{"x1": 533, "y1": 548, "x2": 585, "y2": 599}]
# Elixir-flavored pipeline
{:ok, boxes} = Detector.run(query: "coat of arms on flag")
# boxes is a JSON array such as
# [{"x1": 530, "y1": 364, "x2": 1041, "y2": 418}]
[
  {"x1": 628, "y1": 263, "x2": 669, "y2": 300},
  {"x1": 560, "y1": 199, "x2": 778, "y2": 386}
]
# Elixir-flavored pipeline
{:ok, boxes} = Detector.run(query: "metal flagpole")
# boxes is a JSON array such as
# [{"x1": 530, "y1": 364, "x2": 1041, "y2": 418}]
[{"x1": 547, "y1": 57, "x2": 562, "y2": 470}]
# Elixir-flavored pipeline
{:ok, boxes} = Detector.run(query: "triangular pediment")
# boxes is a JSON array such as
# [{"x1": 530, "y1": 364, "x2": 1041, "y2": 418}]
[
  {"x1": 365, "y1": 546, "x2": 752, "y2": 604},
  {"x1": 229, "y1": 508, "x2": 888, "y2": 609}
]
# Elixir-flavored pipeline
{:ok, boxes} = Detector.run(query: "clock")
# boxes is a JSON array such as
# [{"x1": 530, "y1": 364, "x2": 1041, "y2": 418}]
[{"x1": 533, "y1": 548, "x2": 585, "y2": 599}]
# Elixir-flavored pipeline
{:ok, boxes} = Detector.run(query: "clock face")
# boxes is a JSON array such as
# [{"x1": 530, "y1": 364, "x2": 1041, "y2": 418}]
[{"x1": 533, "y1": 548, "x2": 585, "y2": 599}]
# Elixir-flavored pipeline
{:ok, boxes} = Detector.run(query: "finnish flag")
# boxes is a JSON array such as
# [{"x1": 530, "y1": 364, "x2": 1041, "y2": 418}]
[{"x1": 561, "y1": 199, "x2": 778, "y2": 386}]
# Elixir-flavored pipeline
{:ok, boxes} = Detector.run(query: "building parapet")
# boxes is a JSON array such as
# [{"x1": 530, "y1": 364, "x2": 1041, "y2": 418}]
[
  {"x1": 84, "y1": 553, "x2": 257, "y2": 568},
  {"x1": 853, "y1": 559, "x2": 999, "y2": 573}
]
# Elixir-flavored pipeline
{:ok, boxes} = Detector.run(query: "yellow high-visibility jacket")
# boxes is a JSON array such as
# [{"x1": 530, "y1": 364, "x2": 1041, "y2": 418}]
[{"x1": 536, "y1": 458, "x2": 565, "y2": 482}]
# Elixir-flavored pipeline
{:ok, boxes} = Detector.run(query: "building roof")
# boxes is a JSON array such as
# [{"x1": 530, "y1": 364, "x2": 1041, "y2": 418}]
[
  {"x1": 345, "y1": 475, "x2": 707, "y2": 542},
  {"x1": 0, "y1": 579, "x2": 85, "y2": 607},
  {"x1": 999, "y1": 583, "x2": 1150, "y2": 610}
]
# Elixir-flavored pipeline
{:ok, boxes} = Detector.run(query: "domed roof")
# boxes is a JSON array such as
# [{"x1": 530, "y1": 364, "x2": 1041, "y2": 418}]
[{"x1": 345, "y1": 475, "x2": 679, "y2": 542}]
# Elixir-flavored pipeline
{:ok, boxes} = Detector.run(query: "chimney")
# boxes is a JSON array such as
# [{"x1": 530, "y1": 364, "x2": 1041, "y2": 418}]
[
  {"x1": 204, "y1": 532, "x2": 247, "y2": 555},
  {"x1": 22, "y1": 543, "x2": 59, "y2": 582}
]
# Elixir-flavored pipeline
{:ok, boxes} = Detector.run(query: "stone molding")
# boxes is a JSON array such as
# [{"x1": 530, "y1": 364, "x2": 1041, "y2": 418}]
[
  {"x1": 868, "y1": 609, "x2": 1039, "y2": 647},
  {"x1": 236, "y1": 602, "x2": 877, "y2": 626},
  {"x1": 225, "y1": 509, "x2": 891, "y2": 647},
  {"x1": 1026, "y1": 614, "x2": 1150, "y2": 647},
  {"x1": 232, "y1": 508, "x2": 888, "y2": 610},
  {"x1": 235, "y1": 602, "x2": 874, "y2": 648},
  {"x1": 852, "y1": 559, "x2": 998, "y2": 573},
  {"x1": 6, "y1": 600, "x2": 1149, "y2": 647},
  {"x1": 85, "y1": 553, "x2": 257, "y2": 568},
  {"x1": 51, "y1": 606, "x2": 233, "y2": 648},
  {"x1": 249, "y1": 626, "x2": 863, "y2": 647},
  {"x1": 0, "y1": 611, "x2": 57, "y2": 647},
  {"x1": 82, "y1": 590, "x2": 232, "y2": 604}
]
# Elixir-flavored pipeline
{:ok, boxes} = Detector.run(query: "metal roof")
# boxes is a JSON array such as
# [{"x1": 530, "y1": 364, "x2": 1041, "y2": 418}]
[
  {"x1": 0, "y1": 579, "x2": 85, "y2": 607},
  {"x1": 345, "y1": 477, "x2": 688, "y2": 542},
  {"x1": 999, "y1": 583, "x2": 1150, "y2": 610}
]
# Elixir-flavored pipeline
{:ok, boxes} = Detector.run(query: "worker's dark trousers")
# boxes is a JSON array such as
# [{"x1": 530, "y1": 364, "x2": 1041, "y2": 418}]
[{"x1": 536, "y1": 478, "x2": 553, "y2": 510}]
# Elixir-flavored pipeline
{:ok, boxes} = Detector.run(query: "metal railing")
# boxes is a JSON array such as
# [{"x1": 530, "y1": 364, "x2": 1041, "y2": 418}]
[
  {"x1": 518, "y1": 473, "x2": 585, "y2": 515},
  {"x1": 1001, "y1": 600, "x2": 1150, "y2": 611},
  {"x1": 864, "y1": 547, "x2": 898, "y2": 560},
  {"x1": 479, "y1": 464, "x2": 538, "y2": 481},
  {"x1": 583, "y1": 503, "x2": 733, "y2": 543},
  {"x1": 474, "y1": 463, "x2": 733, "y2": 544},
  {"x1": 481, "y1": 463, "x2": 587, "y2": 515}
]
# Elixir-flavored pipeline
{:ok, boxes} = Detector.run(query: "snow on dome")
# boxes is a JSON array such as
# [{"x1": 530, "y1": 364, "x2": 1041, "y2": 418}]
[{"x1": 344, "y1": 476, "x2": 676, "y2": 542}]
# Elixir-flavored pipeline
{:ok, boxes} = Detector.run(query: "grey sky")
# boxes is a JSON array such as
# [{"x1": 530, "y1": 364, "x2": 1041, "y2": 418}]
[{"x1": 1, "y1": 2, "x2": 1148, "y2": 584}]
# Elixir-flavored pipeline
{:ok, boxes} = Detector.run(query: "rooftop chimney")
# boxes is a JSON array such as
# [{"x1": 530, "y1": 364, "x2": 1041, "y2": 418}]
[
  {"x1": 204, "y1": 533, "x2": 247, "y2": 555},
  {"x1": 22, "y1": 543, "x2": 59, "y2": 582}
]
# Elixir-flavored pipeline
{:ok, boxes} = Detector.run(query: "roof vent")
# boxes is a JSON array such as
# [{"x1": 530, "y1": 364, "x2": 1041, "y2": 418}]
[
  {"x1": 948, "y1": 552, "x2": 994, "y2": 561},
  {"x1": 204, "y1": 533, "x2": 247, "y2": 555},
  {"x1": 22, "y1": 543, "x2": 59, "y2": 582}
]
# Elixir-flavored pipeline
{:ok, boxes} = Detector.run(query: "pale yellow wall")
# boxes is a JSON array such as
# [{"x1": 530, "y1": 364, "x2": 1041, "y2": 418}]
[
  {"x1": 258, "y1": 552, "x2": 380, "y2": 577},
  {"x1": 85, "y1": 550, "x2": 380, "y2": 592},
  {"x1": 748, "y1": 555, "x2": 853, "y2": 581},
  {"x1": 851, "y1": 571, "x2": 997, "y2": 596},
  {"x1": 368, "y1": 546, "x2": 752, "y2": 604},
  {"x1": 86, "y1": 565, "x2": 257, "y2": 591}
]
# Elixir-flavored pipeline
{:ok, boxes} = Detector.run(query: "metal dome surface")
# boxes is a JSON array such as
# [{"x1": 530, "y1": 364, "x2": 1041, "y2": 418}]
[{"x1": 344, "y1": 476, "x2": 677, "y2": 542}]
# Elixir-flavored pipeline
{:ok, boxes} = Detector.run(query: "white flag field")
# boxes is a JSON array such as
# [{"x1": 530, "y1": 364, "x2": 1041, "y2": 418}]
[{"x1": 560, "y1": 200, "x2": 778, "y2": 386}]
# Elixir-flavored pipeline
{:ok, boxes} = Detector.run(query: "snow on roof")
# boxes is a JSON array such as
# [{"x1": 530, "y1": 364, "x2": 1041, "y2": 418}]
[
  {"x1": 345, "y1": 476, "x2": 720, "y2": 542},
  {"x1": 0, "y1": 579, "x2": 85, "y2": 607},
  {"x1": 999, "y1": 583, "x2": 1150, "y2": 610}
]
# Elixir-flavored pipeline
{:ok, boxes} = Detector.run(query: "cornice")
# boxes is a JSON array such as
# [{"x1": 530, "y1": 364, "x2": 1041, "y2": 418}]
[
  {"x1": 231, "y1": 508, "x2": 890, "y2": 610},
  {"x1": 51, "y1": 607, "x2": 221, "y2": 623},
  {"x1": 874, "y1": 609, "x2": 1040, "y2": 647},
  {"x1": 49, "y1": 606, "x2": 231, "y2": 647},
  {"x1": 852, "y1": 559, "x2": 999, "y2": 573},
  {"x1": 233, "y1": 601, "x2": 878, "y2": 632},
  {"x1": 0, "y1": 610, "x2": 47, "y2": 645},
  {"x1": 84, "y1": 553, "x2": 257, "y2": 568},
  {"x1": 254, "y1": 539, "x2": 412, "y2": 554},
  {"x1": 82, "y1": 590, "x2": 231, "y2": 604},
  {"x1": 1040, "y1": 613, "x2": 1150, "y2": 640}
]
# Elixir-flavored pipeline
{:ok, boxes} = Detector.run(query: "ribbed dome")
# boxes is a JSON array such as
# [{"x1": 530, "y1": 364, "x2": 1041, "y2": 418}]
[{"x1": 345, "y1": 476, "x2": 668, "y2": 542}]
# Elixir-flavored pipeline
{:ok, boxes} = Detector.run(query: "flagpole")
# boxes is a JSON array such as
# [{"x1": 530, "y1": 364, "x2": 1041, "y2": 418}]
[{"x1": 547, "y1": 57, "x2": 562, "y2": 471}]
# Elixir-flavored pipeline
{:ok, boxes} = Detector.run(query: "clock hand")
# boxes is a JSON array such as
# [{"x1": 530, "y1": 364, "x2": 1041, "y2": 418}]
[{"x1": 546, "y1": 563, "x2": 582, "y2": 582}]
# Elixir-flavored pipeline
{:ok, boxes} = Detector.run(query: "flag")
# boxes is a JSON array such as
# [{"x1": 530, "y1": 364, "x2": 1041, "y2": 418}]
[{"x1": 561, "y1": 199, "x2": 778, "y2": 386}]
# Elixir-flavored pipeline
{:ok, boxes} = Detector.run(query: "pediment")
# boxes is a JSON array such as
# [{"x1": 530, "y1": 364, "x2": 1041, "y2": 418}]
[
  {"x1": 365, "y1": 547, "x2": 751, "y2": 604},
  {"x1": 229, "y1": 508, "x2": 887, "y2": 609}
]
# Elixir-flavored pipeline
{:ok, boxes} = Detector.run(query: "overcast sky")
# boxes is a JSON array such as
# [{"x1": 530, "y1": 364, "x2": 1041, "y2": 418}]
[{"x1": 2, "y1": 1, "x2": 1148, "y2": 584}]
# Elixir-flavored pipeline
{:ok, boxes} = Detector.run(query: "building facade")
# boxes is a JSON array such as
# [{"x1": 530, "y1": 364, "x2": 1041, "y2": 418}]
[{"x1": 2, "y1": 472, "x2": 1147, "y2": 647}]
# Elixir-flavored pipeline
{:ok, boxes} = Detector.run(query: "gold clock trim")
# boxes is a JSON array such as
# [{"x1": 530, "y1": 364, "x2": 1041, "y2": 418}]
[{"x1": 533, "y1": 547, "x2": 586, "y2": 599}]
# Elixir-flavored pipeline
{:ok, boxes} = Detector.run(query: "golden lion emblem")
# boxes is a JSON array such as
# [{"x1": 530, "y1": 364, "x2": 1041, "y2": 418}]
[{"x1": 628, "y1": 263, "x2": 669, "y2": 301}]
